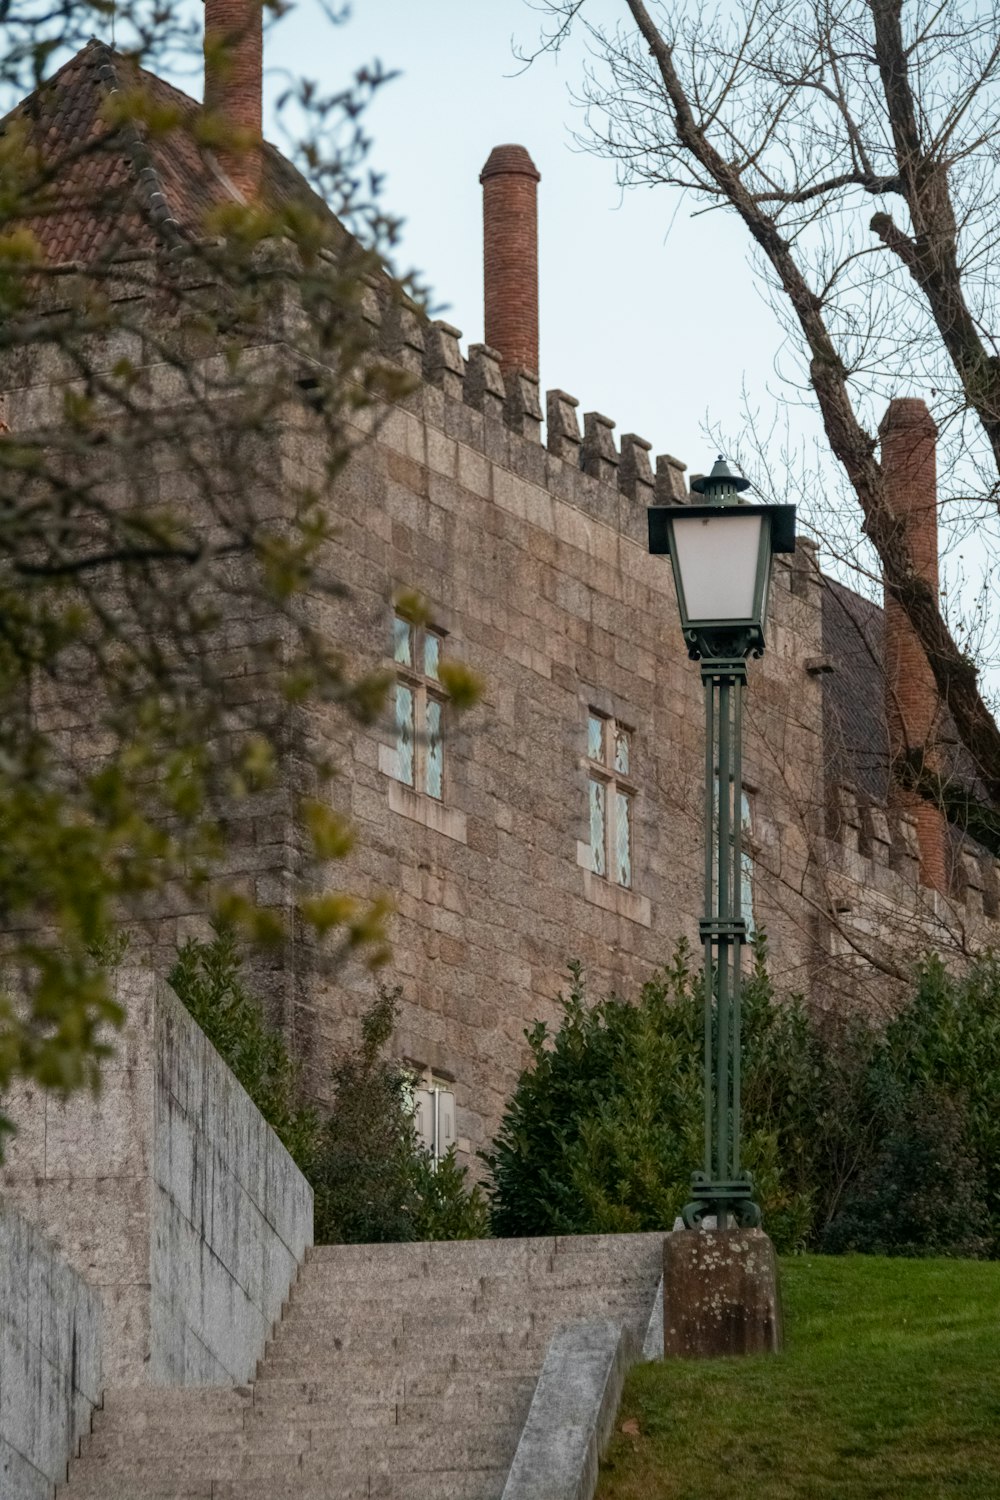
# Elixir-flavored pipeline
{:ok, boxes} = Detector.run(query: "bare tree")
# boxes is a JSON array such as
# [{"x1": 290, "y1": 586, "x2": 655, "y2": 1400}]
[{"x1": 526, "y1": 0, "x2": 1000, "y2": 808}]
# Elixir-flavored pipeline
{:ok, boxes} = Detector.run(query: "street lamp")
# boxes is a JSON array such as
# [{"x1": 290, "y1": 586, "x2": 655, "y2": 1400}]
[{"x1": 649, "y1": 457, "x2": 795, "y2": 1232}]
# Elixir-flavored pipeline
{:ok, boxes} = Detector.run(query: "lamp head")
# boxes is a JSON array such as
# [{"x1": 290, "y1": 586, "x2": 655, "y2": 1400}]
[
  {"x1": 648, "y1": 456, "x2": 796, "y2": 662},
  {"x1": 690, "y1": 456, "x2": 752, "y2": 502}
]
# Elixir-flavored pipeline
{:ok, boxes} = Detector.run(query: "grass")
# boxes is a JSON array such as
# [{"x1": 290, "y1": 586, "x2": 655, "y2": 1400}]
[{"x1": 597, "y1": 1255, "x2": 1000, "y2": 1499}]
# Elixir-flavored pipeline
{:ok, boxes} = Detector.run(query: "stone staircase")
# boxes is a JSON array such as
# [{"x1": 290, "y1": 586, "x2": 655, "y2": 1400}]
[{"x1": 59, "y1": 1233, "x2": 664, "y2": 1500}]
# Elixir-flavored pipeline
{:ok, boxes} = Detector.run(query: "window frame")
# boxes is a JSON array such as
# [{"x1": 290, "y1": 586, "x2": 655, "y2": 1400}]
[
  {"x1": 392, "y1": 614, "x2": 447, "y2": 800},
  {"x1": 740, "y1": 788, "x2": 755, "y2": 937},
  {"x1": 586, "y1": 710, "x2": 637, "y2": 889},
  {"x1": 711, "y1": 775, "x2": 756, "y2": 936}
]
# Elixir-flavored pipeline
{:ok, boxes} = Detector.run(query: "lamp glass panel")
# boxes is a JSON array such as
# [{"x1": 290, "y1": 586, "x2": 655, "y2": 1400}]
[{"x1": 671, "y1": 512, "x2": 764, "y2": 622}]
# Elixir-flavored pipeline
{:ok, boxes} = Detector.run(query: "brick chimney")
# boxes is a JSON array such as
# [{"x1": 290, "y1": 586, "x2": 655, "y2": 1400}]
[
  {"x1": 880, "y1": 396, "x2": 949, "y2": 894},
  {"x1": 203, "y1": 0, "x2": 262, "y2": 201},
  {"x1": 480, "y1": 145, "x2": 540, "y2": 378}
]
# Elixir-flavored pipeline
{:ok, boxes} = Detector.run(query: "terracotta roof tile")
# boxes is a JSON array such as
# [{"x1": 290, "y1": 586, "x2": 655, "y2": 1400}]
[
  {"x1": 821, "y1": 577, "x2": 890, "y2": 804},
  {"x1": 1, "y1": 38, "x2": 332, "y2": 265},
  {"x1": 821, "y1": 576, "x2": 988, "y2": 854}
]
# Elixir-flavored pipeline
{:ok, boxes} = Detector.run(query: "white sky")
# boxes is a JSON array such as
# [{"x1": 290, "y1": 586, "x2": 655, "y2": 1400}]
[{"x1": 266, "y1": 1, "x2": 808, "y2": 488}]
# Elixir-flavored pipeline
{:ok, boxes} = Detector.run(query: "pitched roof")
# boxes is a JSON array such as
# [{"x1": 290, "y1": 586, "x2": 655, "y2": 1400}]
[
  {"x1": 821, "y1": 577, "x2": 891, "y2": 804},
  {"x1": 1, "y1": 38, "x2": 331, "y2": 266},
  {"x1": 822, "y1": 574, "x2": 990, "y2": 865}
]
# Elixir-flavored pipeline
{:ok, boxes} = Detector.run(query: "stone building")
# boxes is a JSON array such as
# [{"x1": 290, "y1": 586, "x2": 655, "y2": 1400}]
[{"x1": 2, "y1": 9, "x2": 997, "y2": 1164}]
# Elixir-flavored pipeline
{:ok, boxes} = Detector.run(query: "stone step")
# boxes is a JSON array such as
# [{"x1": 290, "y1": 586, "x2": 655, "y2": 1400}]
[
  {"x1": 289, "y1": 1276, "x2": 488, "y2": 1304},
  {"x1": 61, "y1": 1477, "x2": 364, "y2": 1500},
  {"x1": 274, "y1": 1295, "x2": 483, "y2": 1331},
  {"x1": 89, "y1": 1410, "x2": 249, "y2": 1441},
  {"x1": 80, "y1": 1420, "x2": 517, "y2": 1465},
  {"x1": 249, "y1": 1371, "x2": 538, "y2": 1411},
  {"x1": 263, "y1": 1309, "x2": 644, "y2": 1365},
  {"x1": 285, "y1": 1288, "x2": 486, "y2": 1316},
  {"x1": 211, "y1": 1473, "x2": 506, "y2": 1500},
  {"x1": 242, "y1": 1407, "x2": 525, "y2": 1439},
  {"x1": 283, "y1": 1280, "x2": 654, "y2": 1323},
  {"x1": 260, "y1": 1334, "x2": 547, "y2": 1371},
  {"x1": 61, "y1": 1234, "x2": 662, "y2": 1500},
  {"x1": 68, "y1": 1430, "x2": 514, "y2": 1485},
  {"x1": 251, "y1": 1374, "x2": 539, "y2": 1416},
  {"x1": 59, "y1": 1482, "x2": 216, "y2": 1500},
  {"x1": 87, "y1": 1400, "x2": 404, "y2": 1447},
  {"x1": 304, "y1": 1239, "x2": 555, "y2": 1277},
  {"x1": 96, "y1": 1388, "x2": 251, "y2": 1420},
  {"x1": 266, "y1": 1309, "x2": 542, "y2": 1347},
  {"x1": 257, "y1": 1338, "x2": 539, "y2": 1380},
  {"x1": 374, "y1": 1471, "x2": 507, "y2": 1500}
]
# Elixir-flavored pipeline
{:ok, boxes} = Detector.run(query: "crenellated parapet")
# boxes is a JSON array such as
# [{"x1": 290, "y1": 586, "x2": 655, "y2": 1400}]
[
  {"x1": 823, "y1": 779, "x2": 1000, "y2": 923},
  {"x1": 374, "y1": 306, "x2": 690, "y2": 517}
]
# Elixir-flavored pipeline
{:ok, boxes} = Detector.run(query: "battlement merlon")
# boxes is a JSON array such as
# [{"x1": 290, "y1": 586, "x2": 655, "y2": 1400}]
[
  {"x1": 374, "y1": 312, "x2": 693, "y2": 516},
  {"x1": 824, "y1": 778, "x2": 1000, "y2": 920}
]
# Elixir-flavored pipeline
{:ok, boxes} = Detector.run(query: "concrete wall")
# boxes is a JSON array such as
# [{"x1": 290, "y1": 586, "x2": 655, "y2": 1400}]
[
  {"x1": 150, "y1": 985, "x2": 313, "y2": 1383},
  {"x1": 1, "y1": 967, "x2": 312, "y2": 1386},
  {"x1": 0, "y1": 1199, "x2": 102, "y2": 1500}
]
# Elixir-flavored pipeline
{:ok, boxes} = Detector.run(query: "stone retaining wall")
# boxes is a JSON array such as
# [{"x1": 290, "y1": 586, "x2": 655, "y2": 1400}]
[
  {"x1": 1, "y1": 967, "x2": 313, "y2": 1385},
  {"x1": 0, "y1": 1198, "x2": 102, "y2": 1499}
]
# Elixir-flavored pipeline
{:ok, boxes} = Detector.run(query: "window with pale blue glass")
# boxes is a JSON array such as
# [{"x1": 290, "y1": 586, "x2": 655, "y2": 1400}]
[
  {"x1": 589, "y1": 779, "x2": 607, "y2": 876},
  {"x1": 395, "y1": 682, "x2": 414, "y2": 786},
  {"x1": 425, "y1": 698, "x2": 443, "y2": 800},
  {"x1": 711, "y1": 775, "x2": 755, "y2": 932},
  {"x1": 393, "y1": 616, "x2": 413, "y2": 666},
  {"x1": 740, "y1": 790, "x2": 755, "y2": 936},
  {"x1": 586, "y1": 711, "x2": 634, "y2": 888},
  {"x1": 390, "y1": 613, "x2": 447, "y2": 799}
]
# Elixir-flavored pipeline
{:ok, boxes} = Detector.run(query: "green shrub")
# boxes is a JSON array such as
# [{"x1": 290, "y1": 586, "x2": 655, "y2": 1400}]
[
  {"x1": 412, "y1": 1146, "x2": 491, "y2": 1242},
  {"x1": 310, "y1": 986, "x2": 488, "y2": 1244},
  {"x1": 877, "y1": 953, "x2": 1000, "y2": 1255},
  {"x1": 822, "y1": 1088, "x2": 991, "y2": 1258},
  {"x1": 171, "y1": 932, "x2": 487, "y2": 1244},
  {"x1": 484, "y1": 944, "x2": 1000, "y2": 1260},
  {"x1": 170, "y1": 926, "x2": 320, "y2": 1171},
  {"x1": 481, "y1": 953, "x2": 700, "y2": 1238},
  {"x1": 483, "y1": 941, "x2": 820, "y2": 1251}
]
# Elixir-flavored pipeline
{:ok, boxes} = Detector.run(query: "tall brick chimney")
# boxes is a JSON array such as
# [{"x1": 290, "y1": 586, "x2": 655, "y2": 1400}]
[
  {"x1": 881, "y1": 396, "x2": 949, "y2": 894},
  {"x1": 203, "y1": 0, "x2": 262, "y2": 201},
  {"x1": 480, "y1": 145, "x2": 540, "y2": 378}
]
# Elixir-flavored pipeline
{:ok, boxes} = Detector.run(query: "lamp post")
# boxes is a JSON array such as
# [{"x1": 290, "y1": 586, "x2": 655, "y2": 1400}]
[{"x1": 648, "y1": 457, "x2": 795, "y2": 1233}]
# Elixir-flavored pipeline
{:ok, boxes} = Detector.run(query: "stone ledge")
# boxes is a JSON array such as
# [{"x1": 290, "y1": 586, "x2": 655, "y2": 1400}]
[
  {"x1": 581, "y1": 868, "x2": 651, "y2": 927},
  {"x1": 501, "y1": 1318, "x2": 639, "y2": 1500},
  {"x1": 386, "y1": 776, "x2": 468, "y2": 844}
]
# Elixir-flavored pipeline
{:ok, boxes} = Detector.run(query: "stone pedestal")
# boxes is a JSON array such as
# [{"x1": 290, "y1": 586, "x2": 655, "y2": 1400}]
[{"x1": 663, "y1": 1228, "x2": 782, "y2": 1358}]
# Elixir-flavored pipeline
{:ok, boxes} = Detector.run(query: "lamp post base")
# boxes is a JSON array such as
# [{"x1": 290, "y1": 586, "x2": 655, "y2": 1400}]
[
  {"x1": 681, "y1": 1173, "x2": 761, "y2": 1230},
  {"x1": 663, "y1": 1228, "x2": 782, "y2": 1359}
]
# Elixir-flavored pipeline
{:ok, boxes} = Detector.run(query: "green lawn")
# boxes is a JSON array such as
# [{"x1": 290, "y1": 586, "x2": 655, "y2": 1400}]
[{"x1": 597, "y1": 1256, "x2": 1000, "y2": 1499}]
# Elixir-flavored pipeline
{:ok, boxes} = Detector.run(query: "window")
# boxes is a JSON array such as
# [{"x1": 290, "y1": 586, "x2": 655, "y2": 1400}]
[
  {"x1": 392, "y1": 614, "x2": 445, "y2": 799},
  {"x1": 740, "y1": 790, "x2": 755, "y2": 936},
  {"x1": 412, "y1": 1076, "x2": 456, "y2": 1166},
  {"x1": 712, "y1": 776, "x2": 755, "y2": 934},
  {"x1": 586, "y1": 711, "x2": 635, "y2": 887}
]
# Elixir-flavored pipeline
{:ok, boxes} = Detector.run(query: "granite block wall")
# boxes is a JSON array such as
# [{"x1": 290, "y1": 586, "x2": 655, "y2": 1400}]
[
  {"x1": 0, "y1": 1199, "x2": 102, "y2": 1500},
  {"x1": 277, "y1": 338, "x2": 829, "y2": 1156},
  {"x1": 5, "y1": 283, "x2": 998, "y2": 1177}
]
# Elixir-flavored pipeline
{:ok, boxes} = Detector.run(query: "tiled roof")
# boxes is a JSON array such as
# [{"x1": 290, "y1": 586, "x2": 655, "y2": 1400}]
[
  {"x1": 822, "y1": 575, "x2": 988, "y2": 863},
  {"x1": 821, "y1": 577, "x2": 890, "y2": 804},
  {"x1": 1, "y1": 38, "x2": 331, "y2": 265}
]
